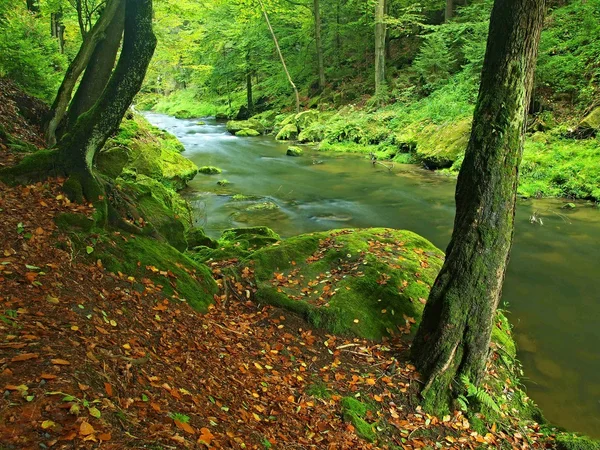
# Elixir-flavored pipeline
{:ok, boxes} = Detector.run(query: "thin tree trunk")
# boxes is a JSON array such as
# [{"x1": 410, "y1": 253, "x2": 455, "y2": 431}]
[
  {"x1": 258, "y1": 0, "x2": 300, "y2": 113},
  {"x1": 313, "y1": 0, "x2": 325, "y2": 90},
  {"x1": 410, "y1": 0, "x2": 546, "y2": 410},
  {"x1": 374, "y1": 0, "x2": 386, "y2": 95},
  {"x1": 26, "y1": 0, "x2": 39, "y2": 13},
  {"x1": 44, "y1": 0, "x2": 122, "y2": 147},
  {"x1": 445, "y1": 0, "x2": 454, "y2": 21},
  {"x1": 64, "y1": 0, "x2": 126, "y2": 134},
  {"x1": 246, "y1": 52, "x2": 254, "y2": 116},
  {"x1": 57, "y1": 0, "x2": 156, "y2": 202}
]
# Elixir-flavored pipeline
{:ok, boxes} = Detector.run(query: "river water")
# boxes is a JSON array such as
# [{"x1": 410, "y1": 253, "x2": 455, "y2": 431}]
[{"x1": 144, "y1": 112, "x2": 600, "y2": 437}]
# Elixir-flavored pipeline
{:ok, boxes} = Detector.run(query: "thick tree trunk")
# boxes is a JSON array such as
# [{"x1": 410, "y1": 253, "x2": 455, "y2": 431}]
[
  {"x1": 44, "y1": 0, "x2": 122, "y2": 147},
  {"x1": 445, "y1": 0, "x2": 454, "y2": 21},
  {"x1": 313, "y1": 0, "x2": 325, "y2": 90},
  {"x1": 410, "y1": 0, "x2": 545, "y2": 410},
  {"x1": 57, "y1": 0, "x2": 156, "y2": 202},
  {"x1": 258, "y1": 0, "x2": 300, "y2": 113},
  {"x1": 374, "y1": 0, "x2": 386, "y2": 95},
  {"x1": 63, "y1": 0, "x2": 126, "y2": 135}
]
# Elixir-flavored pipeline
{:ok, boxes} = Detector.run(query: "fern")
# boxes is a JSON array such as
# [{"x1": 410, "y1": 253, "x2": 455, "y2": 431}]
[{"x1": 460, "y1": 375, "x2": 501, "y2": 413}]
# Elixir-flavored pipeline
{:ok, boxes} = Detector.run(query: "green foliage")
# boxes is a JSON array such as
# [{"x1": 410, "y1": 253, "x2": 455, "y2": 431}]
[
  {"x1": 0, "y1": 2, "x2": 67, "y2": 101},
  {"x1": 340, "y1": 397, "x2": 376, "y2": 442},
  {"x1": 555, "y1": 433, "x2": 600, "y2": 450},
  {"x1": 459, "y1": 375, "x2": 500, "y2": 413}
]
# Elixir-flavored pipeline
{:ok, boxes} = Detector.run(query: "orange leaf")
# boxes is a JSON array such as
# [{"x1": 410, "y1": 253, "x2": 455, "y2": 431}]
[
  {"x1": 79, "y1": 421, "x2": 95, "y2": 436},
  {"x1": 198, "y1": 427, "x2": 214, "y2": 445},
  {"x1": 51, "y1": 359, "x2": 70, "y2": 366},
  {"x1": 98, "y1": 432, "x2": 112, "y2": 441},
  {"x1": 11, "y1": 353, "x2": 39, "y2": 362},
  {"x1": 104, "y1": 382, "x2": 113, "y2": 397},
  {"x1": 41, "y1": 373, "x2": 57, "y2": 380},
  {"x1": 175, "y1": 419, "x2": 195, "y2": 434},
  {"x1": 150, "y1": 402, "x2": 161, "y2": 412}
]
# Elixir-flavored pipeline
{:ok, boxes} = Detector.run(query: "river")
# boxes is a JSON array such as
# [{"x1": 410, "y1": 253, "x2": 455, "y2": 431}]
[{"x1": 144, "y1": 112, "x2": 600, "y2": 437}]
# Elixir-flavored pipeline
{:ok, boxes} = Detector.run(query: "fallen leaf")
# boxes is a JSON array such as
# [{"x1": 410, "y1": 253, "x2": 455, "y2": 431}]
[
  {"x1": 51, "y1": 359, "x2": 70, "y2": 366},
  {"x1": 79, "y1": 421, "x2": 95, "y2": 436},
  {"x1": 198, "y1": 427, "x2": 214, "y2": 445},
  {"x1": 11, "y1": 353, "x2": 39, "y2": 362},
  {"x1": 175, "y1": 419, "x2": 195, "y2": 434}
]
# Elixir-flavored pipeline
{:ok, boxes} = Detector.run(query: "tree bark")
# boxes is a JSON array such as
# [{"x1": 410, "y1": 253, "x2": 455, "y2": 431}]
[
  {"x1": 445, "y1": 0, "x2": 454, "y2": 22},
  {"x1": 44, "y1": 0, "x2": 122, "y2": 147},
  {"x1": 313, "y1": 0, "x2": 325, "y2": 90},
  {"x1": 374, "y1": 0, "x2": 386, "y2": 95},
  {"x1": 258, "y1": 0, "x2": 300, "y2": 113},
  {"x1": 63, "y1": 0, "x2": 126, "y2": 136},
  {"x1": 246, "y1": 52, "x2": 254, "y2": 116},
  {"x1": 410, "y1": 0, "x2": 546, "y2": 410},
  {"x1": 26, "y1": 0, "x2": 39, "y2": 13},
  {"x1": 57, "y1": 0, "x2": 156, "y2": 202}
]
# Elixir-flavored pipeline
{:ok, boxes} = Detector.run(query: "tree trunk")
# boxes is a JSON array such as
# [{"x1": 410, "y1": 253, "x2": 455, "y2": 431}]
[
  {"x1": 63, "y1": 0, "x2": 126, "y2": 135},
  {"x1": 313, "y1": 0, "x2": 325, "y2": 90},
  {"x1": 57, "y1": 0, "x2": 156, "y2": 202},
  {"x1": 410, "y1": 0, "x2": 546, "y2": 410},
  {"x1": 258, "y1": 0, "x2": 300, "y2": 113},
  {"x1": 374, "y1": 0, "x2": 386, "y2": 95},
  {"x1": 44, "y1": 0, "x2": 122, "y2": 147},
  {"x1": 445, "y1": 0, "x2": 454, "y2": 21},
  {"x1": 246, "y1": 53, "x2": 253, "y2": 116},
  {"x1": 26, "y1": 0, "x2": 39, "y2": 13}
]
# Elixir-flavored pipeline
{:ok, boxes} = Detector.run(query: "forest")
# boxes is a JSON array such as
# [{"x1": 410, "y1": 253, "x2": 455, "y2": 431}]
[{"x1": 0, "y1": 0, "x2": 599, "y2": 448}]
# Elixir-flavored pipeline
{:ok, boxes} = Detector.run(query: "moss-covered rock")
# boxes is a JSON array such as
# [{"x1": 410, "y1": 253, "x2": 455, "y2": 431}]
[
  {"x1": 249, "y1": 228, "x2": 442, "y2": 340},
  {"x1": 186, "y1": 227, "x2": 218, "y2": 249},
  {"x1": 294, "y1": 110, "x2": 319, "y2": 130},
  {"x1": 199, "y1": 166, "x2": 222, "y2": 175},
  {"x1": 413, "y1": 118, "x2": 472, "y2": 169},
  {"x1": 226, "y1": 119, "x2": 265, "y2": 135},
  {"x1": 100, "y1": 114, "x2": 197, "y2": 190},
  {"x1": 235, "y1": 128, "x2": 261, "y2": 137},
  {"x1": 94, "y1": 233, "x2": 217, "y2": 311},
  {"x1": 250, "y1": 110, "x2": 278, "y2": 131},
  {"x1": 276, "y1": 124, "x2": 299, "y2": 141},
  {"x1": 575, "y1": 107, "x2": 600, "y2": 138},
  {"x1": 286, "y1": 146, "x2": 303, "y2": 157}
]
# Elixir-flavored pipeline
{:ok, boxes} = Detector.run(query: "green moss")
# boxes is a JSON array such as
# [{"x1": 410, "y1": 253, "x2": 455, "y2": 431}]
[
  {"x1": 94, "y1": 234, "x2": 217, "y2": 312},
  {"x1": 249, "y1": 110, "x2": 278, "y2": 131},
  {"x1": 186, "y1": 228, "x2": 218, "y2": 249},
  {"x1": 235, "y1": 128, "x2": 261, "y2": 137},
  {"x1": 246, "y1": 202, "x2": 278, "y2": 211},
  {"x1": 249, "y1": 228, "x2": 443, "y2": 340},
  {"x1": 0, "y1": 149, "x2": 61, "y2": 185},
  {"x1": 341, "y1": 397, "x2": 376, "y2": 442},
  {"x1": 62, "y1": 176, "x2": 85, "y2": 203},
  {"x1": 54, "y1": 212, "x2": 95, "y2": 232},
  {"x1": 275, "y1": 124, "x2": 299, "y2": 141},
  {"x1": 306, "y1": 380, "x2": 331, "y2": 399},
  {"x1": 556, "y1": 433, "x2": 600, "y2": 450},
  {"x1": 226, "y1": 119, "x2": 265, "y2": 135},
  {"x1": 101, "y1": 114, "x2": 197, "y2": 191},
  {"x1": 413, "y1": 118, "x2": 472, "y2": 169},
  {"x1": 231, "y1": 194, "x2": 263, "y2": 202},
  {"x1": 199, "y1": 166, "x2": 222, "y2": 175},
  {"x1": 286, "y1": 146, "x2": 303, "y2": 157}
]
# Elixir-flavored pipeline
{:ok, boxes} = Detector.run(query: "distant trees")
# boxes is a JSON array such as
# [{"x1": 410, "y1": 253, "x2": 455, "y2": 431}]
[
  {"x1": 374, "y1": 0, "x2": 386, "y2": 95},
  {"x1": 411, "y1": 0, "x2": 546, "y2": 410}
]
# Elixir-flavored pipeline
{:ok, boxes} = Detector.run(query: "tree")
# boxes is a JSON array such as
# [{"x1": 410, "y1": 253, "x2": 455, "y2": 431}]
[
  {"x1": 56, "y1": 0, "x2": 156, "y2": 205},
  {"x1": 44, "y1": 0, "x2": 122, "y2": 146},
  {"x1": 445, "y1": 0, "x2": 453, "y2": 21},
  {"x1": 63, "y1": 0, "x2": 125, "y2": 134},
  {"x1": 410, "y1": 0, "x2": 546, "y2": 410},
  {"x1": 374, "y1": 0, "x2": 386, "y2": 95}
]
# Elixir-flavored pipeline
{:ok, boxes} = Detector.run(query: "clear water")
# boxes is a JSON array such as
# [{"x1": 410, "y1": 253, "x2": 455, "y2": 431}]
[{"x1": 145, "y1": 112, "x2": 600, "y2": 437}]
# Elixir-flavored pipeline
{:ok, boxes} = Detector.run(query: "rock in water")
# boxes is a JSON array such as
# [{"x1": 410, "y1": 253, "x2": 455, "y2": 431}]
[{"x1": 286, "y1": 146, "x2": 303, "y2": 156}]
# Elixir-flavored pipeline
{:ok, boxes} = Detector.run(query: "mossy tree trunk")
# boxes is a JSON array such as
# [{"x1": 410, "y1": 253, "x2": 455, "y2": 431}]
[
  {"x1": 57, "y1": 0, "x2": 156, "y2": 203},
  {"x1": 44, "y1": 0, "x2": 122, "y2": 147},
  {"x1": 374, "y1": 0, "x2": 386, "y2": 95},
  {"x1": 410, "y1": 0, "x2": 546, "y2": 410},
  {"x1": 445, "y1": 0, "x2": 453, "y2": 21},
  {"x1": 62, "y1": 0, "x2": 126, "y2": 136}
]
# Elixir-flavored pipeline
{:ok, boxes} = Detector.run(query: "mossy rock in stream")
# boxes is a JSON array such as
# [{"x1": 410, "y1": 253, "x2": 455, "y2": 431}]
[
  {"x1": 226, "y1": 119, "x2": 265, "y2": 135},
  {"x1": 287, "y1": 146, "x2": 303, "y2": 157},
  {"x1": 100, "y1": 114, "x2": 198, "y2": 190},
  {"x1": 93, "y1": 233, "x2": 217, "y2": 312},
  {"x1": 276, "y1": 124, "x2": 299, "y2": 141},
  {"x1": 235, "y1": 128, "x2": 261, "y2": 137},
  {"x1": 248, "y1": 228, "x2": 516, "y2": 348},
  {"x1": 555, "y1": 433, "x2": 600, "y2": 450},
  {"x1": 412, "y1": 118, "x2": 472, "y2": 170}
]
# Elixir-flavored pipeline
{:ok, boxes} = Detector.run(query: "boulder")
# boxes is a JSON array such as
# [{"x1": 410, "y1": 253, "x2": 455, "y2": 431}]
[
  {"x1": 414, "y1": 118, "x2": 472, "y2": 170},
  {"x1": 226, "y1": 119, "x2": 265, "y2": 135},
  {"x1": 286, "y1": 146, "x2": 303, "y2": 157},
  {"x1": 294, "y1": 110, "x2": 319, "y2": 130},
  {"x1": 198, "y1": 166, "x2": 222, "y2": 175},
  {"x1": 276, "y1": 124, "x2": 299, "y2": 141},
  {"x1": 573, "y1": 107, "x2": 600, "y2": 138},
  {"x1": 236, "y1": 128, "x2": 261, "y2": 137}
]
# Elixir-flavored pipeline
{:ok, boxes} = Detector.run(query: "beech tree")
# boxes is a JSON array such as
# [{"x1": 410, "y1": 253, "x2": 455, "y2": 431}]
[
  {"x1": 374, "y1": 0, "x2": 386, "y2": 95},
  {"x1": 410, "y1": 0, "x2": 546, "y2": 409}
]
